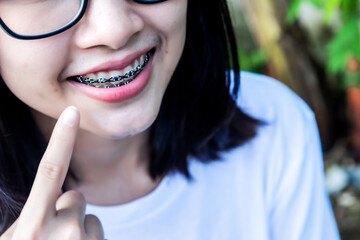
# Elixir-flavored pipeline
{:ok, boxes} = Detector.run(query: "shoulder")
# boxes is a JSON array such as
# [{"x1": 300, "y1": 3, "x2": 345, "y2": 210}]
[
  {"x1": 190, "y1": 72, "x2": 319, "y2": 178},
  {"x1": 185, "y1": 72, "x2": 339, "y2": 239},
  {"x1": 237, "y1": 71, "x2": 315, "y2": 124},
  {"x1": 231, "y1": 72, "x2": 320, "y2": 168},
  {"x1": 192, "y1": 71, "x2": 322, "y2": 194},
  {"x1": 191, "y1": 71, "x2": 320, "y2": 179},
  {"x1": 223, "y1": 72, "x2": 323, "y2": 203},
  {"x1": 236, "y1": 71, "x2": 317, "y2": 155}
]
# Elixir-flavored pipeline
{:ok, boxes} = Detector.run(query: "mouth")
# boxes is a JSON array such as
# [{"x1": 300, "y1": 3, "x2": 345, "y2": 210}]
[{"x1": 69, "y1": 50, "x2": 152, "y2": 88}]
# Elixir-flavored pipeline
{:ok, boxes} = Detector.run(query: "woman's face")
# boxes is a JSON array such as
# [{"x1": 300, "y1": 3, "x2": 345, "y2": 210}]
[{"x1": 0, "y1": 0, "x2": 187, "y2": 139}]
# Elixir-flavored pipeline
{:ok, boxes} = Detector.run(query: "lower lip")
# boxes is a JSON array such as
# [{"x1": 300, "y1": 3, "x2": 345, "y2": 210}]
[{"x1": 68, "y1": 58, "x2": 152, "y2": 103}]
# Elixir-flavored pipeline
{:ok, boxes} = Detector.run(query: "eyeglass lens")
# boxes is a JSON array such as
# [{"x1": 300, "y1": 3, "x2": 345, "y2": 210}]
[
  {"x1": 0, "y1": 0, "x2": 82, "y2": 36},
  {"x1": 0, "y1": 0, "x2": 168, "y2": 38}
]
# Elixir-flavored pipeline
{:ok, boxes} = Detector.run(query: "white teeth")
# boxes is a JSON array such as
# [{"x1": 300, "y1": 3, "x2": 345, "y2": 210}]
[
  {"x1": 139, "y1": 55, "x2": 145, "y2": 64},
  {"x1": 97, "y1": 72, "x2": 107, "y2": 79},
  {"x1": 122, "y1": 65, "x2": 133, "y2": 75},
  {"x1": 75, "y1": 51, "x2": 150, "y2": 88},
  {"x1": 86, "y1": 73, "x2": 96, "y2": 80},
  {"x1": 109, "y1": 70, "x2": 121, "y2": 77},
  {"x1": 83, "y1": 53, "x2": 146, "y2": 80},
  {"x1": 133, "y1": 59, "x2": 140, "y2": 68}
]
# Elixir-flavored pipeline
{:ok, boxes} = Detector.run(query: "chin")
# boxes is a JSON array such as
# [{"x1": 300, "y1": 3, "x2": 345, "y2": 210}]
[{"x1": 80, "y1": 112, "x2": 158, "y2": 141}]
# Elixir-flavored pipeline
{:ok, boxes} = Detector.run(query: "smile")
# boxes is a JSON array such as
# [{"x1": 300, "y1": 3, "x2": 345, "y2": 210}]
[{"x1": 73, "y1": 52, "x2": 150, "y2": 88}]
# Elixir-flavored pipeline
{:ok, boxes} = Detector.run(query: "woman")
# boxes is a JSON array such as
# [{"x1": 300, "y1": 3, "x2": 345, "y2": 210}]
[{"x1": 0, "y1": 0, "x2": 339, "y2": 239}]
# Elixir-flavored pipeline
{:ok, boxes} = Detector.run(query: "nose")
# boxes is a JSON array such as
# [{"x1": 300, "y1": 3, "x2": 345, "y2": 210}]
[{"x1": 74, "y1": 0, "x2": 144, "y2": 50}]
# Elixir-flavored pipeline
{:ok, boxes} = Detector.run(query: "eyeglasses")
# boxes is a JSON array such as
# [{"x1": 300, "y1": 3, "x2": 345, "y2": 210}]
[{"x1": 0, "y1": 0, "x2": 168, "y2": 40}]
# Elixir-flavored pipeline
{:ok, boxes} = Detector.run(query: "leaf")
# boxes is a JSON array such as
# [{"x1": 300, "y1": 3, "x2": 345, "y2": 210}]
[
  {"x1": 238, "y1": 48, "x2": 267, "y2": 73},
  {"x1": 309, "y1": 0, "x2": 324, "y2": 8},
  {"x1": 286, "y1": 0, "x2": 305, "y2": 23},
  {"x1": 324, "y1": 0, "x2": 341, "y2": 23},
  {"x1": 341, "y1": 0, "x2": 358, "y2": 16},
  {"x1": 326, "y1": 17, "x2": 360, "y2": 74},
  {"x1": 344, "y1": 71, "x2": 360, "y2": 88}
]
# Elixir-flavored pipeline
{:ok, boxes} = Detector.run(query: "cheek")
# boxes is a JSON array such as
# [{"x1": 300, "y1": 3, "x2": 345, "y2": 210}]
[
  {"x1": 149, "y1": 1, "x2": 187, "y2": 70},
  {"x1": 140, "y1": 0, "x2": 187, "y2": 50},
  {"x1": 0, "y1": 37, "x2": 70, "y2": 105},
  {"x1": 157, "y1": 1, "x2": 187, "y2": 45}
]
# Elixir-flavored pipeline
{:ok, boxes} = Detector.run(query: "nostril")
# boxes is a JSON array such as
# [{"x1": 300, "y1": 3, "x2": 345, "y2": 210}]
[{"x1": 73, "y1": 2, "x2": 146, "y2": 50}]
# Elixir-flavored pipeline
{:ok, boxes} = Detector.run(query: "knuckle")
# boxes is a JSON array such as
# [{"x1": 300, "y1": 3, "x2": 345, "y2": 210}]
[
  {"x1": 57, "y1": 190, "x2": 86, "y2": 214},
  {"x1": 62, "y1": 223, "x2": 83, "y2": 240},
  {"x1": 64, "y1": 190, "x2": 86, "y2": 205},
  {"x1": 86, "y1": 214, "x2": 101, "y2": 226},
  {"x1": 85, "y1": 215, "x2": 104, "y2": 240},
  {"x1": 66, "y1": 190, "x2": 85, "y2": 200},
  {"x1": 86, "y1": 214, "x2": 99, "y2": 220},
  {"x1": 38, "y1": 161, "x2": 64, "y2": 180},
  {"x1": 89, "y1": 234, "x2": 103, "y2": 240}
]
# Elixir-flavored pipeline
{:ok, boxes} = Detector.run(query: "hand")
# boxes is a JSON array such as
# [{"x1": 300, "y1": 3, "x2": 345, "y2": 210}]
[{"x1": 1, "y1": 106, "x2": 104, "y2": 240}]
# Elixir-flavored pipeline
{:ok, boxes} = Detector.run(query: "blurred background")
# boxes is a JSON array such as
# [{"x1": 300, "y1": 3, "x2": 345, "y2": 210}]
[{"x1": 227, "y1": 0, "x2": 360, "y2": 238}]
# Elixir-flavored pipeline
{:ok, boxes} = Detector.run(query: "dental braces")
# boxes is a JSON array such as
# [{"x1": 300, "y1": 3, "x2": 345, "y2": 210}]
[{"x1": 75, "y1": 53, "x2": 149, "y2": 85}]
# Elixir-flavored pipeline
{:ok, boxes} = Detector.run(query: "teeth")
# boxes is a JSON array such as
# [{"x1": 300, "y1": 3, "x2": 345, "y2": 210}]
[
  {"x1": 86, "y1": 73, "x2": 96, "y2": 80},
  {"x1": 139, "y1": 55, "x2": 145, "y2": 64},
  {"x1": 134, "y1": 59, "x2": 140, "y2": 68},
  {"x1": 75, "y1": 52, "x2": 150, "y2": 88},
  {"x1": 122, "y1": 65, "x2": 133, "y2": 75},
  {"x1": 97, "y1": 72, "x2": 107, "y2": 79},
  {"x1": 109, "y1": 70, "x2": 121, "y2": 77}
]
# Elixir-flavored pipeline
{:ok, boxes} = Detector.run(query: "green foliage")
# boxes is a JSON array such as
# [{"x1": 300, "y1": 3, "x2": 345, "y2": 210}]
[
  {"x1": 323, "y1": 0, "x2": 342, "y2": 23},
  {"x1": 327, "y1": 17, "x2": 360, "y2": 74},
  {"x1": 237, "y1": 47, "x2": 267, "y2": 73},
  {"x1": 287, "y1": 0, "x2": 360, "y2": 87},
  {"x1": 342, "y1": 0, "x2": 359, "y2": 17},
  {"x1": 287, "y1": 0, "x2": 357, "y2": 23},
  {"x1": 344, "y1": 71, "x2": 360, "y2": 88},
  {"x1": 287, "y1": 0, "x2": 303, "y2": 23}
]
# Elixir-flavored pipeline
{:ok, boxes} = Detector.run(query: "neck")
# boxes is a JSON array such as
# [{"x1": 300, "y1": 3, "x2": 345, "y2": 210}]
[
  {"x1": 32, "y1": 110, "x2": 161, "y2": 206},
  {"x1": 67, "y1": 128, "x2": 160, "y2": 206}
]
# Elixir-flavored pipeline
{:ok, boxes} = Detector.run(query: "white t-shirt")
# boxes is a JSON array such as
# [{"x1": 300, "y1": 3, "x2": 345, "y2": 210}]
[{"x1": 86, "y1": 72, "x2": 340, "y2": 240}]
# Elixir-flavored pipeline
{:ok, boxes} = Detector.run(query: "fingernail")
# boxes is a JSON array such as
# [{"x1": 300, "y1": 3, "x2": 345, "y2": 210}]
[{"x1": 62, "y1": 106, "x2": 78, "y2": 127}]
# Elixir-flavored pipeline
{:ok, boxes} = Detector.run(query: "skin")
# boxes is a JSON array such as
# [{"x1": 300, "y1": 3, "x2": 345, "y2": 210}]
[
  {"x1": 1, "y1": 107, "x2": 104, "y2": 239},
  {"x1": 0, "y1": 0, "x2": 187, "y2": 238}
]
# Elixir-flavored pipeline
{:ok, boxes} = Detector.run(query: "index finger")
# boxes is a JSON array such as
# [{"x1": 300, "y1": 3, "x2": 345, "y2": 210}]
[{"x1": 21, "y1": 106, "x2": 80, "y2": 219}]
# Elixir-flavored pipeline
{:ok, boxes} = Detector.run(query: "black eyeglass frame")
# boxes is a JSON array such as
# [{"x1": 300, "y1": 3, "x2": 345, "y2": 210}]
[{"x1": 0, "y1": 0, "x2": 168, "y2": 40}]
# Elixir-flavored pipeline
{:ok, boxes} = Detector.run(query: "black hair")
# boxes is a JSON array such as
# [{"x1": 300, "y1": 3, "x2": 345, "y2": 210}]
[
  {"x1": 0, "y1": 0, "x2": 259, "y2": 233},
  {"x1": 148, "y1": 0, "x2": 259, "y2": 178},
  {"x1": 0, "y1": 81, "x2": 46, "y2": 232}
]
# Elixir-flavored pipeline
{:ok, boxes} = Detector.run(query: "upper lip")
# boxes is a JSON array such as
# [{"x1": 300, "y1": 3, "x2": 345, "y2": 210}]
[{"x1": 68, "y1": 47, "x2": 153, "y2": 78}]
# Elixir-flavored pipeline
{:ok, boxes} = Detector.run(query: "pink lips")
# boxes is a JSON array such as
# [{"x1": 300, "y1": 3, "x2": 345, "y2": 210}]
[{"x1": 68, "y1": 50, "x2": 153, "y2": 103}]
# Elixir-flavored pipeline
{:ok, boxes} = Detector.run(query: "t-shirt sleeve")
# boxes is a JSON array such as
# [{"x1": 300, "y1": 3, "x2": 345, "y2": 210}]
[
  {"x1": 237, "y1": 72, "x2": 340, "y2": 239},
  {"x1": 268, "y1": 113, "x2": 340, "y2": 240}
]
